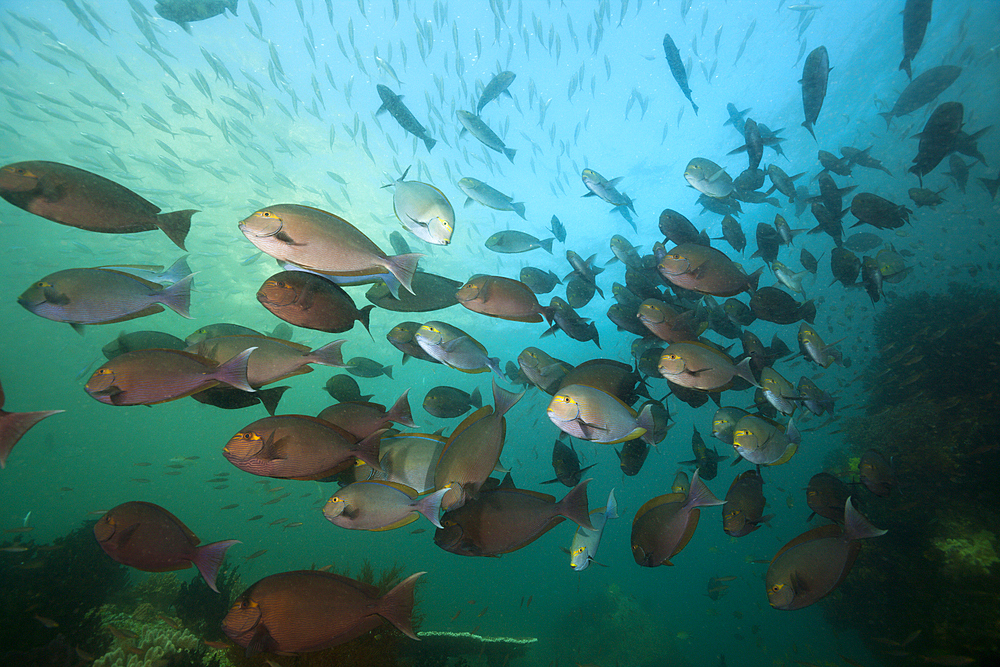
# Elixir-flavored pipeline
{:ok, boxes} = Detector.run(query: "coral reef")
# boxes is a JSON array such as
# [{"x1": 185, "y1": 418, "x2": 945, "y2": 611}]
[
  {"x1": 823, "y1": 285, "x2": 1000, "y2": 665},
  {"x1": 90, "y1": 614, "x2": 201, "y2": 667},
  {"x1": 174, "y1": 563, "x2": 243, "y2": 641}
]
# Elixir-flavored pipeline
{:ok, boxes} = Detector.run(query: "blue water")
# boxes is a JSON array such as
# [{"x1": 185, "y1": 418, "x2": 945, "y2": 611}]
[{"x1": 1, "y1": 0, "x2": 998, "y2": 665}]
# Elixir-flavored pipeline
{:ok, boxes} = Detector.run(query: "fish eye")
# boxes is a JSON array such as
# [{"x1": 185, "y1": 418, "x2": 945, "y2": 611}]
[
  {"x1": 329, "y1": 497, "x2": 341, "y2": 503},
  {"x1": 770, "y1": 583, "x2": 784, "y2": 593},
  {"x1": 95, "y1": 368, "x2": 112, "y2": 376},
  {"x1": 37, "y1": 281, "x2": 51, "y2": 288},
  {"x1": 264, "y1": 280, "x2": 278, "y2": 287},
  {"x1": 571, "y1": 547, "x2": 584, "y2": 556}
]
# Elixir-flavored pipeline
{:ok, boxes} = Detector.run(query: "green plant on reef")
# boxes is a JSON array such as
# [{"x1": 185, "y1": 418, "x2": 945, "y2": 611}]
[
  {"x1": 0, "y1": 519, "x2": 128, "y2": 657},
  {"x1": 221, "y1": 559, "x2": 422, "y2": 667},
  {"x1": 174, "y1": 563, "x2": 243, "y2": 641},
  {"x1": 822, "y1": 284, "x2": 1000, "y2": 664}
]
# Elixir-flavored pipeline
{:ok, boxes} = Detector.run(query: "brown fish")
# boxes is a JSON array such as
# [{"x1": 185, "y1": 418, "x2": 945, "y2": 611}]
[
  {"x1": 386, "y1": 321, "x2": 443, "y2": 365},
  {"x1": 658, "y1": 243, "x2": 762, "y2": 297},
  {"x1": 239, "y1": 204, "x2": 422, "y2": 297},
  {"x1": 85, "y1": 347, "x2": 255, "y2": 406},
  {"x1": 0, "y1": 161, "x2": 195, "y2": 249},
  {"x1": 316, "y1": 390, "x2": 416, "y2": 440},
  {"x1": 94, "y1": 501, "x2": 239, "y2": 591},
  {"x1": 806, "y1": 472, "x2": 849, "y2": 522},
  {"x1": 434, "y1": 476, "x2": 592, "y2": 556},
  {"x1": 638, "y1": 299, "x2": 701, "y2": 344},
  {"x1": 223, "y1": 415, "x2": 382, "y2": 480},
  {"x1": 434, "y1": 380, "x2": 523, "y2": 510},
  {"x1": 365, "y1": 271, "x2": 462, "y2": 312},
  {"x1": 456, "y1": 275, "x2": 553, "y2": 324},
  {"x1": 658, "y1": 341, "x2": 757, "y2": 391},
  {"x1": 766, "y1": 499, "x2": 886, "y2": 610},
  {"x1": 257, "y1": 271, "x2": 375, "y2": 335},
  {"x1": 723, "y1": 470, "x2": 771, "y2": 537},
  {"x1": 859, "y1": 449, "x2": 895, "y2": 497},
  {"x1": 186, "y1": 335, "x2": 345, "y2": 388},
  {"x1": 222, "y1": 570, "x2": 423, "y2": 656},
  {"x1": 0, "y1": 379, "x2": 64, "y2": 469},
  {"x1": 631, "y1": 469, "x2": 723, "y2": 566}
]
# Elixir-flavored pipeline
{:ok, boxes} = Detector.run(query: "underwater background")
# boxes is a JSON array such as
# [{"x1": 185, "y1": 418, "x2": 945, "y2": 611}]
[{"x1": 0, "y1": 0, "x2": 998, "y2": 666}]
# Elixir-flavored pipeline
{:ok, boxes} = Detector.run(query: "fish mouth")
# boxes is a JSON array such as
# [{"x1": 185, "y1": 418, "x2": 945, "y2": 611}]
[{"x1": 239, "y1": 218, "x2": 283, "y2": 239}]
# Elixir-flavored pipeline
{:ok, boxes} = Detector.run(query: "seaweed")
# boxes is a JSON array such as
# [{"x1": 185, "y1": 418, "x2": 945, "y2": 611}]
[
  {"x1": 0, "y1": 519, "x2": 128, "y2": 657},
  {"x1": 174, "y1": 562, "x2": 242, "y2": 641}
]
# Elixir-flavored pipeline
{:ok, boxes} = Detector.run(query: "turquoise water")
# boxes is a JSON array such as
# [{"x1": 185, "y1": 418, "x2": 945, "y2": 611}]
[{"x1": 1, "y1": 1, "x2": 998, "y2": 665}]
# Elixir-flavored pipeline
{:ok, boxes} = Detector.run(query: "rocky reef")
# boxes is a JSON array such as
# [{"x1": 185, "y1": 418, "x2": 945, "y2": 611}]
[{"x1": 822, "y1": 283, "x2": 1000, "y2": 665}]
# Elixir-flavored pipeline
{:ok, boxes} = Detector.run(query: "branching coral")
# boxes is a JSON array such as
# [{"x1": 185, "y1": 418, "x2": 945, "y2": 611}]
[
  {"x1": 934, "y1": 529, "x2": 999, "y2": 576},
  {"x1": 90, "y1": 612, "x2": 202, "y2": 667}
]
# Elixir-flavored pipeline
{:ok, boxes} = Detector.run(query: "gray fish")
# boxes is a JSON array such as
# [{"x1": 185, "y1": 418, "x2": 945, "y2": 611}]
[
  {"x1": 376, "y1": 84, "x2": 436, "y2": 152},
  {"x1": 800, "y1": 46, "x2": 830, "y2": 140},
  {"x1": 457, "y1": 110, "x2": 516, "y2": 162},
  {"x1": 899, "y1": 0, "x2": 932, "y2": 79},
  {"x1": 155, "y1": 0, "x2": 238, "y2": 33},
  {"x1": 477, "y1": 71, "x2": 516, "y2": 115},
  {"x1": 485, "y1": 230, "x2": 552, "y2": 254},
  {"x1": 662, "y1": 33, "x2": 697, "y2": 114},
  {"x1": 549, "y1": 215, "x2": 566, "y2": 243},
  {"x1": 458, "y1": 177, "x2": 525, "y2": 218},
  {"x1": 519, "y1": 267, "x2": 561, "y2": 294},
  {"x1": 878, "y1": 66, "x2": 960, "y2": 129}
]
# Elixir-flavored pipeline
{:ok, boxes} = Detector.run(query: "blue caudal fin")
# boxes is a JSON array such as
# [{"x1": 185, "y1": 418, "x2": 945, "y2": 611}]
[
  {"x1": 843, "y1": 497, "x2": 887, "y2": 541},
  {"x1": 557, "y1": 478, "x2": 593, "y2": 530},
  {"x1": 158, "y1": 273, "x2": 195, "y2": 318},
  {"x1": 491, "y1": 378, "x2": 525, "y2": 418},
  {"x1": 308, "y1": 340, "x2": 347, "y2": 367},
  {"x1": 686, "y1": 469, "x2": 725, "y2": 509},
  {"x1": 212, "y1": 347, "x2": 256, "y2": 393},
  {"x1": 192, "y1": 539, "x2": 240, "y2": 592},
  {"x1": 605, "y1": 489, "x2": 619, "y2": 521},
  {"x1": 511, "y1": 201, "x2": 526, "y2": 219},
  {"x1": 386, "y1": 253, "x2": 423, "y2": 296},
  {"x1": 504, "y1": 147, "x2": 516, "y2": 162},
  {"x1": 416, "y1": 488, "x2": 448, "y2": 528}
]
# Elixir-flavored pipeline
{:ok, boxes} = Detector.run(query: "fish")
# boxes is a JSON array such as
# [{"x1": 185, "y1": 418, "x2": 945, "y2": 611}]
[
  {"x1": 658, "y1": 243, "x2": 762, "y2": 298},
  {"x1": 477, "y1": 71, "x2": 515, "y2": 115},
  {"x1": 85, "y1": 347, "x2": 255, "y2": 406},
  {"x1": 658, "y1": 341, "x2": 757, "y2": 392},
  {"x1": 458, "y1": 177, "x2": 526, "y2": 219},
  {"x1": 422, "y1": 386, "x2": 482, "y2": 419},
  {"x1": 797, "y1": 376, "x2": 834, "y2": 416},
  {"x1": 343, "y1": 356, "x2": 393, "y2": 379},
  {"x1": 323, "y1": 481, "x2": 447, "y2": 531},
  {"x1": 317, "y1": 391, "x2": 416, "y2": 440},
  {"x1": 659, "y1": 209, "x2": 708, "y2": 246},
  {"x1": 415, "y1": 321, "x2": 503, "y2": 378},
  {"x1": 908, "y1": 186, "x2": 947, "y2": 208},
  {"x1": 711, "y1": 407, "x2": 749, "y2": 445},
  {"x1": 542, "y1": 439, "x2": 597, "y2": 487},
  {"x1": 684, "y1": 158, "x2": 733, "y2": 198},
  {"x1": 154, "y1": 0, "x2": 237, "y2": 32},
  {"x1": 545, "y1": 298, "x2": 601, "y2": 349},
  {"x1": 0, "y1": 161, "x2": 195, "y2": 249},
  {"x1": 849, "y1": 193, "x2": 910, "y2": 231},
  {"x1": 806, "y1": 472, "x2": 849, "y2": 522},
  {"x1": 366, "y1": 272, "x2": 462, "y2": 312},
  {"x1": 944, "y1": 155, "x2": 970, "y2": 194},
  {"x1": 456, "y1": 275, "x2": 553, "y2": 324},
  {"x1": 384, "y1": 167, "x2": 454, "y2": 246},
  {"x1": 766, "y1": 499, "x2": 886, "y2": 609},
  {"x1": 631, "y1": 469, "x2": 723, "y2": 566},
  {"x1": 0, "y1": 379, "x2": 64, "y2": 469},
  {"x1": 581, "y1": 169, "x2": 636, "y2": 229},
  {"x1": 223, "y1": 414, "x2": 382, "y2": 480},
  {"x1": 435, "y1": 475, "x2": 592, "y2": 556},
  {"x1": 908, "y1": 102, "x2": 963, "y2": 184},
  {"x1": 616, "y1": 440, "x2": 650, "y2": 476},
  {"x1": 638, "y1": 299, "x2": 700, "y2": 344},
  {"x1": 548, "y1": 384, "x2": 655, "y2": 445},
  {"x1": 222, "y1": 570, "x2": 423, "y2": 656},
  {"x1": 723, "y1": 470, "x2": 771, "y2": 537},
  {"x1": 457, "y1": 110, "x2": 516, "y2": 162},
  {"x1": 517, "y1": 347, "x2": 574, "y2": 395},
  {"x1": 257, "y1": 271, "x2": 374, "y2": 335},
  {"x1": 102, "y1": 331, "x2": 187, "y2": 360},
  {"x1": 386, "y1": 322, "x2": 442, "y2": 366},
  {"x1": 662, "y1": 33, "x2": 697, "y2": 114},
  {"x1": 434, "y1": 379, "x2": 522, "y2": 509},
  {"x1": 485, "y1": 230, "x2": 553, "y2": 254},
  {"x1": 240, "y1": 204, "x2": 422, "y2": 298},
  {"x1": 519, "y1": 267, "x2": 561, "y2": 294},
  {"x1": 95, "y1": 501, "x2": 239, "y2": 591},
  {"x1": 749, "y1": 287, "x2": 816, "y2": 325},
  {"x1": 732, "y1": 415, "x2": 800, "y2": 466},
  {"x1": 798, "y1": 323, "x2": 842, "y2": 368},
  {"x1": 187, "y1": 336, "x2": 345, "y2": 388},
  {"x1": 877, "y1": 65, "x2": 960, "y2": 128},
  {"x1": 859, "y1": 449, "x2": 895, "y2": 497},
  {"x1": 679, "y1": 426, "x2": 727, "y2": 480},
  {"x1": 571, "y1": 489, "x2": 618, "y2": 570},
  {"x1": 800, "y1": 46, "x2": 830, "y2": 140},
  {"x1": 323, "y1": 375, "x2": 373, "y2": 403},
  {"x1": 549, "y1": 215, "x2": 567, "y2": 243},
  {"x1": 356, "y1": 433, "x2": 446, "y2": 493},
  {"x1": 375, "y1": 84, "x2": 435, "y2": 151},
  {"x1": 899, "y1": 0, "x2": 932, "y2": 79},
  {"x1": 717, "y1": 215, "x2": 747, "y2": 254},
  {"x1": 760, "y1": 367, "x2": 801, "y2": 416}
]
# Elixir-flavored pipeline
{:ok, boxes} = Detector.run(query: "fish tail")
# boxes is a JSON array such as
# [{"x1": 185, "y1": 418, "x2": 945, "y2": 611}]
[
  {"x1": 491, "y1": 379, "x2": 524, "y2": 418},
  {"x1": 898, "y1": 58, "x2": 911, "y2": 80},
  {"x1": 309, "y1": 340, "x2": 347, "y2": 367},
  {"x1": 382, "y1": 364, "x2": 394, "y2": 380},
  {"x1": 636, "y1": 403, "x2": 655, "y2": 438},
  {"x1": 605, "y1": 489, "x2": 619, "y2": 521},
  {"x1": 191, "y1": 539, "x2": 240, "y2": 592},
  {"x1": 540, "y1": 237, "x2": 554, "y2": 254},
  {"x1": 387, "y1": 389, "x2": 417, "y2": 427},
  {"x1": 386, "y1": 252, "x2": 423, "y2": 296},
  {"x1": 469, "y1": 386, "x2": 482, "y2": 409},
  {"x1": 155, "y1": 209, "x2": 197, "y2": 251},
  {"x1": 158, "y1": 273, "x2": 195, "y2": 319},
  {"x1": 504, "y1": 147, "x2": 516, "y2": 163},
  {"x1": 377, "y1": 572, "x2": 425, "y2": 640},
  {"x1": 979, "y1": 175, "x2": 1000, "y2": 200},
  {"x1": 353, "y1": 429, "x2": 383, "y2": 472},
  {"x1": 802, "y1": 121, "x2": 817, "y2": 141},
  {"x1": 877, "y1": 111, "x2": 893, "y2": 130},
  {"x1": 416, "y1": 488, "x2": 448, "y2": 529},
  {"x1": 511, "y1": 202, "x2": 526, "y2": 220},
  {"x1": 557, "y1": 479, "x2": 593, "y2": 530},
  {"x1": 423, "y1": 136, "x2": 437, "y2": 152},
  {"x1": 687, "y1": 469, "x2": 725, "y2": 509},
  {"x1": 735, "y1": 357, "x2": 759, "y2": 388},
  {"x1": 257, "y1": 386, "x2": 290, "y2": 416},
  {"x1": 158, "y1": 256, "x2": 193, "y2": 284},
  {"x1": 212, "y1": 347, "x2": 256, "y2": 393},
  {"x1": 692, "y1": 101, "x2": 699, "y2": 115},
  {"x1": 226, "y1": 0, "x2": 238, "y2": 14},
  {"x1": 0, "y1": 409, "x2": 64, "y2": 469},
  {"x1": 843, "y1": 498, "x2": 887, "y2": 541},
  {"x1": 358, "y1": 305, "x2": 376, "y2": 337}
]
